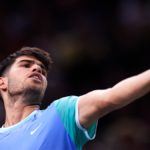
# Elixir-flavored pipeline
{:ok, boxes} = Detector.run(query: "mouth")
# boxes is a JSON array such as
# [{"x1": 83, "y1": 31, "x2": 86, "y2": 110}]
[{"x1": 28, "y1": 72, "x2": 42, "y2": 82}]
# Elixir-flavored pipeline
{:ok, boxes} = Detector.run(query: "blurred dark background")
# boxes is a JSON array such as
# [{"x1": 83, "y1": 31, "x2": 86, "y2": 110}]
[{"x1": 0, "y1": 0, "x2": 150, "y2": 149}]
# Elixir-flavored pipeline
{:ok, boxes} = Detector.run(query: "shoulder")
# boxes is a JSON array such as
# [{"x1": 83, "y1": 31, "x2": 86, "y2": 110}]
[
  {"x1": 53, "y1": 96, "x2": 80, "y2": 118},
  {"x1": 53, "y1": 96, "x2": 80, "y2": 109}
]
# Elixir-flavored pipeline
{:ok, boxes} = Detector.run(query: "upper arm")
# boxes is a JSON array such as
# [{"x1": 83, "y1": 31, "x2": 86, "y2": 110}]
[
  {"x1": 78, "y1": 89, "x2": 116, "y2": 129},
  {"x1": 79, "y1": 70, "x2": 150, "y2": 129}
]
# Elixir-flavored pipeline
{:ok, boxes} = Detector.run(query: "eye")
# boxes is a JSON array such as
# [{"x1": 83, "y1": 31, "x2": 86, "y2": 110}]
[
  {"x1": 41, "y1": 69, "x2": 47, "y2": 77},
  {"x1": 22, "y1": 64, "x2": 30, "y2": 68},
  {"x1": 42, "y1": 70, "x2": 46, "y2": 76}
]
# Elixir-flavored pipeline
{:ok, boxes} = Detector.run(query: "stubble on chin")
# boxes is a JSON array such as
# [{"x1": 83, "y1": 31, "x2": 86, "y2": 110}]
[
  {"x1": 23, "y1": 85, "x2": 44, "y2": 105},
  {"x1": 8, "y1": 78, "x2": 45, "y2": 106}
]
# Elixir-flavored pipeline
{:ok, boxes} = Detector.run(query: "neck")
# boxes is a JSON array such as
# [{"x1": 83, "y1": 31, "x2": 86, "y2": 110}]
[{"x1": 3, "y1": 95, "x2": 40, "y2": 128}]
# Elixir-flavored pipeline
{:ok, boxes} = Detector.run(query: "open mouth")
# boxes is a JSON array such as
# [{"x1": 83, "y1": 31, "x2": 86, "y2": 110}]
[{"x1": 28, "y1": 72, "x2": 42, "y2": 82}]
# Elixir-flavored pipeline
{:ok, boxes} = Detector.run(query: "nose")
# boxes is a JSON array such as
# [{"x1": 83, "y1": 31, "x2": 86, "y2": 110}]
[{"x1": 32, "y1": 64, "x2": 42, "y2": 74}]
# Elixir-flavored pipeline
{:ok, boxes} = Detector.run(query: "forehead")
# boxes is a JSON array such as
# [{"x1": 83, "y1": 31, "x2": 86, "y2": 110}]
[{"x1": 14, "y1": 55, "x2": 43, "y2": 65}]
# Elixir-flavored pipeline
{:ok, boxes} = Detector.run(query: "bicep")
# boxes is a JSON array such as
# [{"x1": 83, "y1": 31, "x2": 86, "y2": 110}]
[{"x1": 78, "y1": 89, "x2": 116, "y2": 129}]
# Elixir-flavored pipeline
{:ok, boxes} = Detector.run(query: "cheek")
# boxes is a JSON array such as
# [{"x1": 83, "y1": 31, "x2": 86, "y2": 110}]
[
  {"x1": 8, "y1": 71, "x2": 26, "y2": 87},
  {"x1": 42, "y1": 78, "x2": 48, "y2": 89},
  {"x1": 44, "y1": 81, "x2": 48, "y2": 89},
  {"x1": 10, "y1": 69, "x2": 26, "y2": 79}
]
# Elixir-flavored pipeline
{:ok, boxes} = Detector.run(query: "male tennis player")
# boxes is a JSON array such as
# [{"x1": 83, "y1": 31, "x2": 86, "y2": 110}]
[{"x1": 0, "y1": 47, "x2": 150, "y2": 150}]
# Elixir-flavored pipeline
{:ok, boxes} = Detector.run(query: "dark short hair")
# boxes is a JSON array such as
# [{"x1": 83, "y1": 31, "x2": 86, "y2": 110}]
[
  {"x1": 0, "y1": 47, "x2": 52, "y2": 77},
  {"x1": 0, "y1": 47, "x2": 52, "y2": 101}
]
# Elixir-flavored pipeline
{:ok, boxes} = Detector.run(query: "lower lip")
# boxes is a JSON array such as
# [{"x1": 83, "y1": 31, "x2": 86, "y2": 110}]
[{"x1": 30, "y1": 77, "x2": 42, "y2": 82}]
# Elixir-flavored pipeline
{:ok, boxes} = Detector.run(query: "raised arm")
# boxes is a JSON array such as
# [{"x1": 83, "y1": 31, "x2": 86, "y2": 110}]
[{"x1": 78, "y1": 69, "x2": 150, "y2": 129}]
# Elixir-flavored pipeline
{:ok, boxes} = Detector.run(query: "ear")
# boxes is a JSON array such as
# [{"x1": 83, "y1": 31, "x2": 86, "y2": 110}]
[{"x1": 0, "y1": 77, "x2": 7, "y2": 90}]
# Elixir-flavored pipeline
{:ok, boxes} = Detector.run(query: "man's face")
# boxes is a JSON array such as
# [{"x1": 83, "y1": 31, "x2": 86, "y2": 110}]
[{"x1": 6, "y1": 55, "x2": 48, "y2": 105}]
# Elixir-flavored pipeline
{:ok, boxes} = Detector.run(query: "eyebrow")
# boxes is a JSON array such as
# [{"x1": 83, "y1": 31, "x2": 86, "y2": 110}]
[{"x1": 17, "y1": 60, "x2": 47, "y2": 71}]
